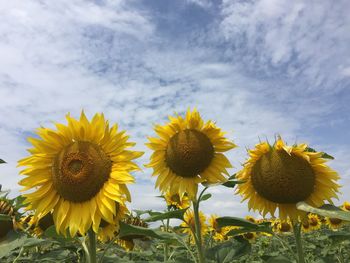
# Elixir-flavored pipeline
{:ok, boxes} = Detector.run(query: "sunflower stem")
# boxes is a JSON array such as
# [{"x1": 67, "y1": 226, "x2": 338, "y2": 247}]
[
  {"x1": 88, "y1": 229, "x2": 97, "y2": 263},
  {"x1": 164, "y1": 216, "x2": 170, "y2": 262},
  {"x1": 293, "y1": 222, "x2": 305, "y2": 263},
  {"x1": 193, "y1": 197, "x2": 206, "y2": 263}
]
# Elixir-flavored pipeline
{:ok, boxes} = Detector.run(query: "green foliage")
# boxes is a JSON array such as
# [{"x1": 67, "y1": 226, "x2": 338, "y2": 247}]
[
  {"x1": 144, "y1": 209, "x2": 187, "y2": 222},
  {"x1": 297, "y1": 202, "x2": 350, "y2": 221}
]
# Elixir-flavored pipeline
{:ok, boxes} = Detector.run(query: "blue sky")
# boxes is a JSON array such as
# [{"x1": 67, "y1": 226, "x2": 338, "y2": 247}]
[{"x1": 0, "y1": 0, "x2": 349, "y2": 218}]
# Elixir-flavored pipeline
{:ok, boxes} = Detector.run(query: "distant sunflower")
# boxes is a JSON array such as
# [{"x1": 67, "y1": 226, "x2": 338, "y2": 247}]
[
  {"x1": 308, "y1": 214, "x2": 321, "y2": 231},
  {"x1": 98, "y1": 202, "x2": 128, "y2": 243},
  {"x1": 116, "y1": 214, "x2": 149, "y2": 251},
  {"x1": 146, "y1": 109, "x2": 236, "y2": 199},
  {"x1": 301, "y1": 220, "x2": 311, "y2": 233},
  {"x1": 341, "y1": 201, "x2": 350, "y2": 212},
  {"x1": 276, "y1": 219, "x2": 292, "y2": 233},
  {"x1": 236, "y1": 137, "x2": 340, "y2": 220},
  {"x1": 164, "y1": 191, "x2": 190, "y2": 210},
  {"x1": 181, "y1": 209, "x2": 208, "y2": 244},
  {"x1": 18, "y1": 112, "x2": 143, "y2": 237},
  {"x1": 325, "y1": 217, "x2": 343, "y2": 230},
  {"x1": 208, "y1": 214, "x2": 231, "y2": 242},
  {"x1": 242, "y1": 232, "x2": 257, "y2": 243},
  {"x1": 0, "y1": 198, "x2": 20, "y2": 238}
]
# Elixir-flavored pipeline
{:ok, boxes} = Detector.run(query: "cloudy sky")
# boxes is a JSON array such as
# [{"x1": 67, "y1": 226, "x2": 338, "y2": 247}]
[{"x1": 0, "y1": 0, "x2": 349, "y2": 219}]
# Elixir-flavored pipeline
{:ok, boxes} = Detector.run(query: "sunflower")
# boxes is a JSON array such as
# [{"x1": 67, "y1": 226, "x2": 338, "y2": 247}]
[
  {"x1": 116, "y1": 214, "x2": 149, "y2": 251},
  {"x1": 146, "y1": 109, "x2": 236, "y2": 199},
  {"x1": 325, "y1": 217, "x2": 344, "y2": 230},
  {"x1": 308, "y1": 214, "x2": 321, "y2": 231},
  {"x1": 301, "y1": 219, "x2": 311, "y2": 233},
  {"x1": 98, "y1": 202, "x2": 128, "y2": 243},
  {"x1": 341, "y1": 201, "x2": 350, "y2": 212},
  {"x1": 276, "y1": 219, "x2": 292, "y2": 233},
  {"x1": 18, "y1": 112, "x2": 143, "y2": 237},
  {"x1": 236, "y1": 137, "x2": 340, "y2": 220},
  {"x1": 0, "y1": 198, "x2": 19, "y2": 238},
  {"x1": 242, "y1": 232, "x2": 257, "y2": 243},
  {"x1": 164, "y1": 191, "x2": 190, "y2": 210},
  {"x1": 208, "y1": 214, "x2": 231, "y2": 242},
  {"x1": 181, "y1": 209, "x2": 208, "y2": 244}
]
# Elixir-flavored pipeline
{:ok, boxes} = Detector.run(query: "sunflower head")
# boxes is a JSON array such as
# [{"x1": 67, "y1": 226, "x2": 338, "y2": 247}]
[
  {"x1": 0, "y1": 198, "x2": 17, "y2": 238},
  {"x1": 164, "y1": 192, "x2": 190, "y2": 210},
  {"x1": 325, "y1": 217, "x2": 344, "y2": 230},
  {"x1": 98, "y1": 202, "x2": 128, "y2": 243},
  {"x1": 116, "y1": 214, "x2": 149, "y2": 250},
  {"x1": 181, "y1": 209, "x2": 208, "y2": 244},
  {"x1": 146, "y1": 109, "x2": 236, "y2": 199},
  {"x1": 308, "y1": 214, "x2": 321, "y2": 231},
  {"x1": 242, "y1": 232, "x2": 257, "y2": 243},
  {"x1": 236, "y1": 137, "x2": 340, "y2": 220},
  {"x1": 18, "y1": 111, "x2": 143, "y2": 237},
  {"x1": 276, "y1": 219, "x2": 292, "y2": 233},
  {"x1": 341, "y1": 201, "x2": 350, "y2": 212}
]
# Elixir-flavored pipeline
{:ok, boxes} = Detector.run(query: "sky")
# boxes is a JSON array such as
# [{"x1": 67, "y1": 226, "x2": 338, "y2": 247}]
[{"x1": 0, "y1": 0, "x2": 349, "y2": 220}]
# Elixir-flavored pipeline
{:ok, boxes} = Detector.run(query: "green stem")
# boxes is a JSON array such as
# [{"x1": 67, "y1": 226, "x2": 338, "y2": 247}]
[
  {"x1": 88, "y1": 229, "x2": 97, "y2": 263},
  {"x1": 164, "y1": 217, "x2": 170, "y2": 262},
  {"x1": 98, "y1": 236, "x2": 118, "y2": 263},
  {"x1": 293, "y1": 223, "x2": 305, "y2": 263},
  {"x1": 193, "y1": 198, "x2": 206, "y2": 263},
  {"x1": 273, "y1": 234, "x2": 298, "y2": 262}
]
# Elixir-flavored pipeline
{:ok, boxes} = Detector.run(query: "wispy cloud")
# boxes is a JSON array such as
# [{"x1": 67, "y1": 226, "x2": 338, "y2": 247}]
[{"x1": 0, "y1": 0, "x2": 349, "y2": 218}]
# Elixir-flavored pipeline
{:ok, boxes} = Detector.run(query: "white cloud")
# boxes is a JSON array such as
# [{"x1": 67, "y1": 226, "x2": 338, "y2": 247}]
[
  {"x1": 0, "y1": 0, "x2": 349, "y2": 219},
  {"x1": 220, "y1": 0, "x2": 350, "y2": 92}
]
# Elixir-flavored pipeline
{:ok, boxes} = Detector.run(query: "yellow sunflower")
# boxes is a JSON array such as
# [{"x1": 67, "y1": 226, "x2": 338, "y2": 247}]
[
  {"x1": 341, "y1": 201, "x2": 350, "y2": 212},
  {"x1": 301, "y1": 219, "x2": 311, "y2": 233},
  {"x1": 208, "y1": 214, "x2": 231, "y2": 242},
  {"x1": 164, "y1": 191, "x2": 190, "y2": 210},
  {"x1": 116, "y1": 214, "x2": 149, "y2": 251},
  {"x1": 98, "y1": 202, "x2": 128, "y2": 243},
  {"x1": 236, "y1": 137, "x2": 340, "y2": 220},
  {"x1": 0, "y1": 198, "x2": 19, "y2": 238},
  {"x1": 325, "y1": 217, "x2": 344, "y2": 230},
  {"x1": 308, "y1": 214, "x2": 321, "y2": 231},
  {"x1": 275, "y1": 219, "x2": 292, "y2": 234},
  {"x1": 146, "y1": 108, "x2": 236, "y2": 199},
  {"x1": 242, "y1": 232, "x2": 257, "y2": 243},
  {"x1": 181, "y1": 209, "x2": 208, "y2": 244},
  {"x1": 18, "y1": 111, "x2": 143, "y2": 237}
]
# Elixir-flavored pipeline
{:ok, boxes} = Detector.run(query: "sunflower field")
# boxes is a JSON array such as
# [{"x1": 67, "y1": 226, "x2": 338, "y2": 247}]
[{"x1": 0, "y1": 109, "x2": 349, "y2": 263}]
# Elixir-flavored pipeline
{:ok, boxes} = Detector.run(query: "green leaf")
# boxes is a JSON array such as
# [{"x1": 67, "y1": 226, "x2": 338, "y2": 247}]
[
  {"x1": 0, "y1": 231, "x2": 26, "y2": 258},
  {"x1": 0, "y1": 214, "x2": 11, "y2": 221},
  {"x1": 325, "y1": 231, "x2": 350, "y2": 243},
  {"x1": 321, "y1": 152, "x2": 334, "y2": 159},
  {"x1": 144, "y1": 209, "x2": 187, "y2": 222},
  {"x1": 118, "y1": 221, "x2": 177, "y2": 241},
  {"x1": 133, "y1": 209, "x2": 153, "y2": 217},
  {"x1": 262, "y1": 255, "x2": 293, "y2": 263},
  {"x1": 205, "y1": 238, "x2": 251, "y2": 263},
  {"x1": 200, "y1": 193, "x2": 212, "y2": 202},
  {"x1": 304, "y1": 147, "x2": 334, "y2": 159},
  {"x1": 217, "y1": 216, "x2": 258, "y2": 228},
  {"x1": 0, "y1": 159, "x2": 5, "y2": 164},
  {"x1": 23, "y1": 237, "x2": 50, "y2": 247},
  {"x1": 296, "y1": 202, "x2": 350, "y2": 221},
  {"x1": 217, "y1": 217, "x2": 272, "y2": 235}
]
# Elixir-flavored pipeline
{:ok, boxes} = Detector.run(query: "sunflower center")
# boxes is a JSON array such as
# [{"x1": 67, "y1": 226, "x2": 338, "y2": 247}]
[
  {"x1": 251, "y1": 149, "x2": 315, "y2": 204},
  {"x1": 165, "y1": 129, "x2": 214, "y2": 178},
  {"x1": 52, "y1": 141, "x2": 112, "y2": 202},
  {"x1": 279, "y1": 222, "x2": 291, "y2": 232},
  {"x1": 309, "y1": 218, "x2": 318, "y2": 226}
]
